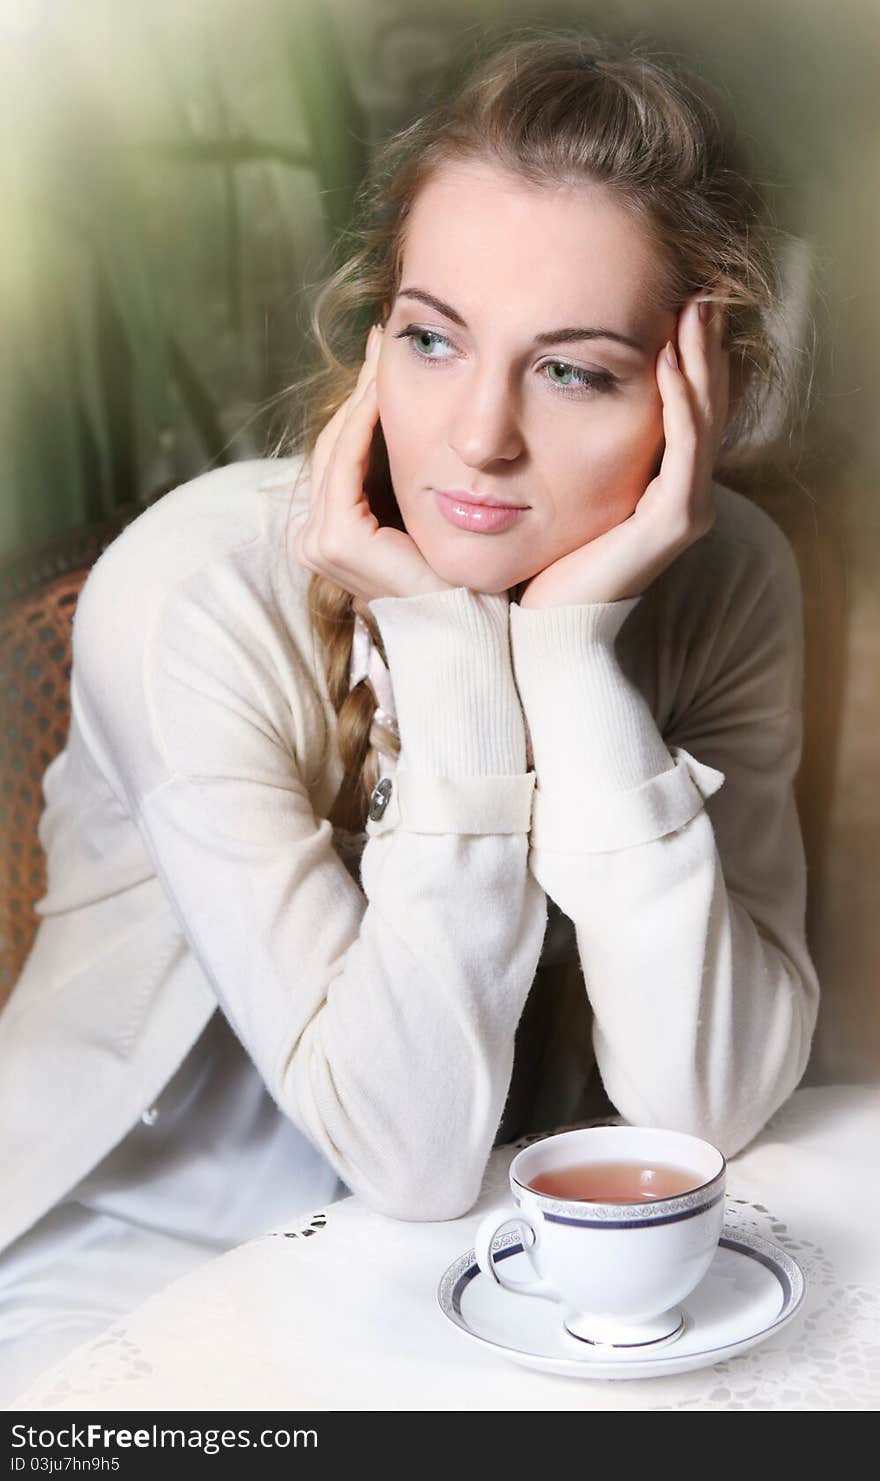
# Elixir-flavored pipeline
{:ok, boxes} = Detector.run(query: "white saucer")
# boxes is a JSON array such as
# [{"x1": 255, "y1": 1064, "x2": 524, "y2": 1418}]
[{"x1": 437, "y1": 1225, "x2": 806, "y2": 1381}]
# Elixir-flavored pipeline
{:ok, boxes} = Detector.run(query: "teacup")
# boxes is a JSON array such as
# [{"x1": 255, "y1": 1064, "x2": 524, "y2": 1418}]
[{"x1": 474, "y1": 1125, "x2": 726, "y2": 1349}]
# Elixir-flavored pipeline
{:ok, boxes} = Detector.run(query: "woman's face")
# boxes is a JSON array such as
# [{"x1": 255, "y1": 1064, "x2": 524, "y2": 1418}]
[{"x1": 374, "y1": 160, "x2": 680, "y2": 596}]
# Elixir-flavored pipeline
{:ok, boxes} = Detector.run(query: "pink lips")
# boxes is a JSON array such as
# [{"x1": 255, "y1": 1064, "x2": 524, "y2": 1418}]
[{"x1": 434, "y1": 490, "x2": 527, "y2": 533}]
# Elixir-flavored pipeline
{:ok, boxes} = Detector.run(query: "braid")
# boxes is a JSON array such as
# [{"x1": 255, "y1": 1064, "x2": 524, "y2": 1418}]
[{"x1": 308, "y1": 572, "x2": 401, "y2": 834}]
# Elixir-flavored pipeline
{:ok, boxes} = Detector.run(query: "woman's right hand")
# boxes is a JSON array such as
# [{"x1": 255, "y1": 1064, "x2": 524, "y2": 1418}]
[{"x1": 293, "y1": 325, "x2": 455, "y2": 603}]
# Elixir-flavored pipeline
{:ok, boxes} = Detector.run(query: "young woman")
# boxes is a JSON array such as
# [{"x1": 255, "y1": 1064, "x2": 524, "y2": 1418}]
[{"x1": 0, "y1": 28, "x2": 820, "y2": 1401}]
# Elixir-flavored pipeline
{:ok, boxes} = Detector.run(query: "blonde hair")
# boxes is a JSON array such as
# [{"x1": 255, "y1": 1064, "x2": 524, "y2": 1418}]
[{"x1": 268, "y1": 24, "x2": 804, "y2": 834}]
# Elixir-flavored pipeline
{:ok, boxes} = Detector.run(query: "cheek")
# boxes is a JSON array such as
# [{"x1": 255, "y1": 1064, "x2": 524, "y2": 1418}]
[
  {"x1": 551, "y1": 396, "x2": 654, "y2": 476},
  {"x1": 570, "y1": 392, "x2": 663, "y2": 482},
  {"x1": 545, "y1": 399, "x2": 664, "y2": 540}
]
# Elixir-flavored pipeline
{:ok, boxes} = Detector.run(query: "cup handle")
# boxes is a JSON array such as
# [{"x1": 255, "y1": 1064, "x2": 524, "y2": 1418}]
[{"x1": 473, "y1": 1207, "x2": 563, "y2": 1303}]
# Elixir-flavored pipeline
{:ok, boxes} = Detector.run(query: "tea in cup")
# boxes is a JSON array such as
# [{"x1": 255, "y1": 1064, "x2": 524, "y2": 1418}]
[{"x1": 474, "y1": 1125, "x2": 726, "y2": 1349}]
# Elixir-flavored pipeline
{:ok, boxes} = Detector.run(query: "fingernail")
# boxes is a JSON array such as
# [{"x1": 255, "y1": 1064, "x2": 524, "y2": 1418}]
[
  {"x1": 699, "y1": 301, "x2": 712, "y2": 325},
  {"x1": 664, "y1": 340, "x2": 678, "y2": 369}
]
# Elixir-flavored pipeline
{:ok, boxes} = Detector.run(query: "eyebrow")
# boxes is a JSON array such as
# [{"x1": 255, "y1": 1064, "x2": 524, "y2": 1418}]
[{"x1": 395, "y1": 287, "x2": 646, "y2": 353}]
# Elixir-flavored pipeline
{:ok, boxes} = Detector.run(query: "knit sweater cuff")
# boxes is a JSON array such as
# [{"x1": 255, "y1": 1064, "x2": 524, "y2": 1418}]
[
  {"x1": 509, "y1": 596, "x2": 674, "y2": 793},
  {"x1": 367, "y1": 586, "x2": 526, "y2": 775}
]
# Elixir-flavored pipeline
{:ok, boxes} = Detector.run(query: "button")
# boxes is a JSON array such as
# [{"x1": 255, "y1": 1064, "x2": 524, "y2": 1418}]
[
  {"x1": 368, "y1": 777, "x2": 393, "y2": 822},
  {"x1": 141, "y1": 1106, "x2": 159, "y2": 1127}
]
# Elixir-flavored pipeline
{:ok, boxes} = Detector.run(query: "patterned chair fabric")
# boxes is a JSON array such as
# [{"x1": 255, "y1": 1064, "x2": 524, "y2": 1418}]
[{"x1": 0, "y1": 499, "x2": 167, "y2": 1006}]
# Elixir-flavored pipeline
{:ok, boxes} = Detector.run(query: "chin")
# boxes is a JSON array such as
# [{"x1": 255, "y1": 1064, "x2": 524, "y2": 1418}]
[{"x1": 416, "y1": 544, "x2": 523, "y2": 597}]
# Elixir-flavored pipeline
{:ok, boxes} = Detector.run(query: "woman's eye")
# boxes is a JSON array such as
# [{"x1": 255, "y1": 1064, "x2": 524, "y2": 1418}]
[
  {"x1": 392, "y1": 326, "x2": 617, "y2": 399},
  {"x1": 543, "y1": 361, "x2": 616, "y2": 396},
  {"x1": 396, "y1": 327, "x2": 455, "y2": 361}
]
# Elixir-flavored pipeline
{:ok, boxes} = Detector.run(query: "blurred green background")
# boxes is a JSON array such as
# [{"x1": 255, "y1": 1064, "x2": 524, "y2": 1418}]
[{"x1": 1, "y1": 0, "x2": 878, "y2": 1080}]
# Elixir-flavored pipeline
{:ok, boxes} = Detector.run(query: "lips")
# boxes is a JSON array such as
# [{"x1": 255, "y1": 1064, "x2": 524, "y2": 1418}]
[
  {"x1": 434, "y1": 489, "x2": 527, "y2": 510},
  {"x1": 433, "y1": 490, "x2": 528, "y2": 534}
]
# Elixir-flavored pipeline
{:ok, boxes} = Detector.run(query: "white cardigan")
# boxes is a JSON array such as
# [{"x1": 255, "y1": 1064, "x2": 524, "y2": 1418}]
[{"x1": 0, "y1": 455, "x2": 820, "y2": 1252}]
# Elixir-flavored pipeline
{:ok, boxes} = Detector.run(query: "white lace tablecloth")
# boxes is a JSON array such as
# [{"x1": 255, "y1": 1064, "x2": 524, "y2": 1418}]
[{"x1": 8, "y1": 1085, "x2": 880, "y2": 1411}]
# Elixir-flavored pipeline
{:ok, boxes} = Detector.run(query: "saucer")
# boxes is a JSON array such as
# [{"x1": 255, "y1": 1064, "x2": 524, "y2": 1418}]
[{"x1": 437, "y1": 1225, "x2": 805, "y2": 1381}]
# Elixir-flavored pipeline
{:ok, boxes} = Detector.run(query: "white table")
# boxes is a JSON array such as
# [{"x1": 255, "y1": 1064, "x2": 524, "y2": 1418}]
[{"x1": 9, "y1": 1086, "x2": 880, "y2": 1411}]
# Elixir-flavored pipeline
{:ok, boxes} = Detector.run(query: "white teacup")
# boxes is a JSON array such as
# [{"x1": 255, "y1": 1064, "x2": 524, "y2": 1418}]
[{"x1": 474, "y1": 1125, "x2": 726, "y2": 1349}]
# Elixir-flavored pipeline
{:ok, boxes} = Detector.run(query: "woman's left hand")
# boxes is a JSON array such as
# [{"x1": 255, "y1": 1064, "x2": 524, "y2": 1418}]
[{"x1": 519, "y1": 295, "x2": 730, "y2": 609}]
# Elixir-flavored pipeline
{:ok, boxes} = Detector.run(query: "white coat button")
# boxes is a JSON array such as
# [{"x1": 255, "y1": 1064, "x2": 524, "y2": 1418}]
[{"x1": 141, "y1": 1106, "x2": 159, "y2": 1126}]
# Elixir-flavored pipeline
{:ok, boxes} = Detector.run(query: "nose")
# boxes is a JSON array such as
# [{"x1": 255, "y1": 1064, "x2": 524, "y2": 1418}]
[{"x1": 446, "y1": 367, "x2": 525, "y2": 467}]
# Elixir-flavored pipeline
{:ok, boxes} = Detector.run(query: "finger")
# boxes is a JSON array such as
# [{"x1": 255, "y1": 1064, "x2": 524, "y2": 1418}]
[
  {"x1": 300, "y1": 330, "x2": 383, "y2": 571},
  {"x1": 657, "y1": 341, "x2": 721, "y2": 533},
  {"x1": 340, "y1": 326, "x2": 382, "y2": 420},
  {"x1": 676, "y1": 297, "x2": 713, "y2": 418},
  {"x1": 331, "y1": 330, "x2": 381, "y2": 453},
  {"x1": 679, "y1": 295, "x2": 728, "y2": 428},
  {"x1": 313, "y1": 329, "x2": 377, "y2": 446},
  {"x1": 324, "y1": 377, "x2": 381, "y2": 523},
  {"x1": 310, "y1": 344, "x2": 377, "y2": 526},
  {"x1": 314, "y1": 330, "x2": 380, "y2": 484},
  {"x1": 340, "y1": 354, "x2": 376, "y2": 426},
  {"x1": 313, "y1": 368, "x2": 369, "y2": 480},
  {"x1": 655, "y1": 342, "x2": 702, "y2": 524},
  {"x1": 699, "y1": 300, "x2": 730, "y2": 449}
]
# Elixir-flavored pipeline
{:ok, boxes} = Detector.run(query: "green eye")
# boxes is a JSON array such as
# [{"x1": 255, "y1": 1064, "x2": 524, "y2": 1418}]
[
  {"x1": 394, "y1": 326, "x2": 618, "y2": 399},
  {"x1": 545, "y1": 361, "x2": 609, "y2": 392},
  {"x1": 404, "y1": 328, "x2": 451, "y2": 358}
]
